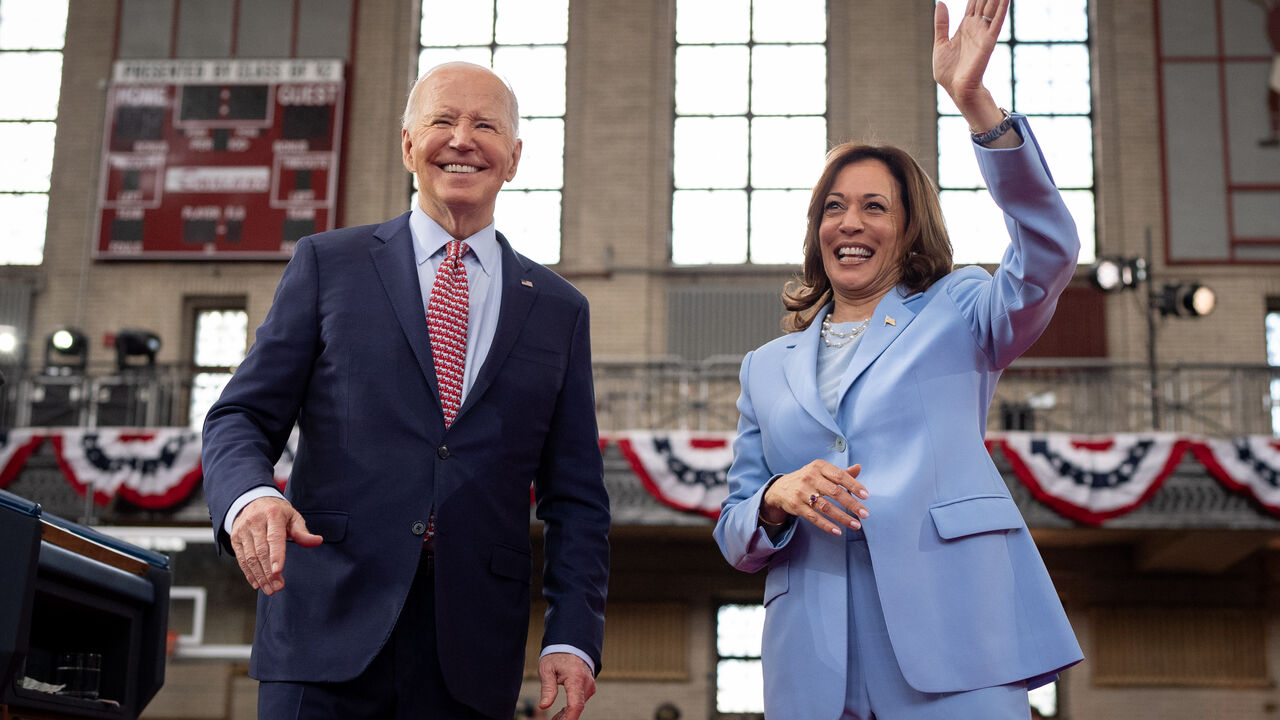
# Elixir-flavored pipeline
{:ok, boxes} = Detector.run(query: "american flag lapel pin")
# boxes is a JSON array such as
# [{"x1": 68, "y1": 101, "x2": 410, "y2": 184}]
[
  {"x1": 521, "y1": 280, "x2": 533, "y2": 287},
  {"x1": 884, "y1": 316, "x2": 896, "y2": 326}
]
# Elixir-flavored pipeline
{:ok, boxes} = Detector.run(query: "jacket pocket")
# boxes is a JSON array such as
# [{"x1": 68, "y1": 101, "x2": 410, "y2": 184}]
[
  {"x1": 928, "y1": 494, "x2": 1024, "y2": 540},
  {"x1": 509, "y1": 344, "x2": 566, "y2": 370},
  {"x1": 763, "y1": 560, "x2": 790, "y2": 606},
  {"x1": 489, "y1": 544, "x2": 532, "y2": 583},
  {"x1": 298, "y1": 510, "x2": 347, "y2": 543}
]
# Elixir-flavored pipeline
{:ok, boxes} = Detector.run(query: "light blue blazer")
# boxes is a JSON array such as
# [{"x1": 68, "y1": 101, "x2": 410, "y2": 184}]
[{"x1": 714, "y1": 116, "x2": 1084, "y2": 719}]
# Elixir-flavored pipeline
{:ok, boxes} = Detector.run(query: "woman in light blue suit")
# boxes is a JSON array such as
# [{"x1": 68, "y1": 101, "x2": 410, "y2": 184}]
[{"x1": 713, "y1": 1, "x2": 1083, "y2": 718}]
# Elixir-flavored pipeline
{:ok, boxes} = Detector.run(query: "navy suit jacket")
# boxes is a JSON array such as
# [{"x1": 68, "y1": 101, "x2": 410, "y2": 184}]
[
  {"x1": 202, "y1": 213, "x2": 610, "y2": 719},
  {"x1": 714, "y1": 117, "x2": 1083, "y2": 718}
]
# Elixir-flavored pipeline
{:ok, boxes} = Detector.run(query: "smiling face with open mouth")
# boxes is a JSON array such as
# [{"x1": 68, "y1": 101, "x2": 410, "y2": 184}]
[
  {"x1": 817, "y1": 158, "x2": 907, "y2": 319},
  {"x1": 402, "y1": 64, "x2": 522, "y2": 239}
]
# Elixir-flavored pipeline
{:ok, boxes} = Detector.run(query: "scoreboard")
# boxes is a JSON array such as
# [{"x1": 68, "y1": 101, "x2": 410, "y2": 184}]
[{"x1": 95, "y1": 59, "x2": 345, "y2": 260}]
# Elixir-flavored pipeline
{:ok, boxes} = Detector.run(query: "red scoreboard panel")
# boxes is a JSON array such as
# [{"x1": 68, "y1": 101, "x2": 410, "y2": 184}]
[{"x1": 95, "y1": 59, "x2": 345, "y2": 260}]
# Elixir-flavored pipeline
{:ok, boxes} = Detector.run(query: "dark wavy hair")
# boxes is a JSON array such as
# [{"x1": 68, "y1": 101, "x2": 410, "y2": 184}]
[{"x1": 782, "y1": 142, "x2": 953, "y2": 332}]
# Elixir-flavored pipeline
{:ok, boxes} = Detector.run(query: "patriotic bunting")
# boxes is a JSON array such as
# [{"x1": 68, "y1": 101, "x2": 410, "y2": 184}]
[
  {"x1": 0, "y1": 427, "x2": 299, "y2": 508},
  {"x1": 613, "y1": 431, "x2": 734, "y2": 518},
  {"x1": 1192, "y1": 437, "x2": 1280, "y2": 516},
  {"x1": 1, "y1": 429, "x2": 1278, "y2": 523},
  {"x1": 0, "y1": 429, "x2": 44, "y2": 489},
  {"x1": 50, "y1": 428, "x2": 205, "y2": 509},
  {"x1": 992, "y1": 432, "x2": 1192, "y2": 526}
]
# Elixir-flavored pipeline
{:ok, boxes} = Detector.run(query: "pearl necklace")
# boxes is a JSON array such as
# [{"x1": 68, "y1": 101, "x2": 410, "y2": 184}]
[{"x1": 820, "y1": 313, "x2": 871, "y2": 348}]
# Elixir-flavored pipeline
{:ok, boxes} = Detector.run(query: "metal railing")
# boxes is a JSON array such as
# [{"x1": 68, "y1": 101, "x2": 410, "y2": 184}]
[
  {"x1": 992, "y1": 360, "x2": 1280, "y2": 436},
  {"x1": 594, "y1": 358, "x2": 1280, "y2": 435},
  {"x1": 1, "y1": 360, "x2": 1277, "y2": 436},
  {"x1": 0, "y1": 364, "x2": 189, "y2": 429}
]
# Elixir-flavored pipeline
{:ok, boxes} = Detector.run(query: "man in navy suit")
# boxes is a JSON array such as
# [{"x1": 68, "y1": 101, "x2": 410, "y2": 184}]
[{"x1": 202, "y1": 62, "x2": 610, "y2": 720}]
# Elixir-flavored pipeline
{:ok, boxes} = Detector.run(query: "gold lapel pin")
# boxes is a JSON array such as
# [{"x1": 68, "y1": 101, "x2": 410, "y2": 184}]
[
  {"x1": 884, "y1": 316, "x2": 896, "y2": 326},
  {"x1": 521, "y1": 280, "x2": 534, "y2": 287}
]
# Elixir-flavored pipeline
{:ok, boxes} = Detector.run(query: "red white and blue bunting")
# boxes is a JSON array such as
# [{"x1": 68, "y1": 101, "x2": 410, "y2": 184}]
[
  {"x1": 0, "y1": 427, "x2": 298, "y2": 508},
  {"x1": 1191, "y1": 436, "x2": 1280, "y2": 517},
  {"x1": 50, "y1": 428, "x2": 205, "y2": 509},
  {"x1": 991, "y1": 432, "x2": 1193, "y2": 525},
  {"x1": 0, "y1": 429, "x2": 43, "y2": 489},
  {"x1": 3, "y1": 429, "x2": 1280, "y2": 524},
  {"x1": 613, "y1": 431, "x2": 733, "y2": 518}
]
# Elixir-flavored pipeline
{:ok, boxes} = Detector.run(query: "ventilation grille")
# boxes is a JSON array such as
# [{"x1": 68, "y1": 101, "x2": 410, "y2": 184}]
[
  {"x1": 667, "y1": 285, "x2": 787, "y2": 361},
  {"x1": 1091, "y1": 606, "x2": 1268, "y2": 687}
]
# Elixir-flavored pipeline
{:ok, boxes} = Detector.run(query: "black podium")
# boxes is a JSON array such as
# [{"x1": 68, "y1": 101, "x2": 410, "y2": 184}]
[{"x1": 0, "y1": 490, "x2": 170, "y2": 720}]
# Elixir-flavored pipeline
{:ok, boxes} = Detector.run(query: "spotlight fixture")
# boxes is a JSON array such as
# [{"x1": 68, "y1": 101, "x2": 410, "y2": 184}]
[
  {"x1": 1156, "y1": 282, "x2": 1216, "y2": 317},
  {"x1": 114, "y1": 328, "x2": 162, "y2": 370},
  {"x1": 1089, "y1": 256, "x2": 1147, "y2": 293},
  {"x1": 0, "y1": 325, "x2": 17, "y2": 358},
  {"x1": 1088, "y1": 230, "x2": 1218, "y2": 429},
  {"x1": 45, "y1": 326, "x2": 88, "y2": 374}
]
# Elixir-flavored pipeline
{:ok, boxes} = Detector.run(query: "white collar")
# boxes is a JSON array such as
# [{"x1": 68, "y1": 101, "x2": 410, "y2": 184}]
[{"x1": 409, "y1": 205, "x2": 498, "y2": 277}]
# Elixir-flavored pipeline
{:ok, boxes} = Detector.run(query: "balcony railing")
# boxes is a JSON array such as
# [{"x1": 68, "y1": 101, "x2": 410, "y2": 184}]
[
  {"x1": 1, "y1": 359, "x2": 1277, "y2": 436},
  {"x1": 595, "y1": 358, "x2": 1280, "y2": 435}
]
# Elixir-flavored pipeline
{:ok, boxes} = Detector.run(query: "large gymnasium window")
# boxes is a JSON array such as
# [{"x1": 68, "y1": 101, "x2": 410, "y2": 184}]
[
  {"x1": 671, "y1": 0, "x2": 827, "y2": 266},
  {"x1": 188, "y1": 307, "x2": 247, "y2": 429},
  {"x1": 715, "y1": 602, "x2": 765, "y2": 716},
  {"x1": 417, "y1": 0, "x2": 567, "y2": 265},
  {"x1": 0, "y1": 0, "x2": 68, "y2": 265},
  {"x1": 937, "y1": 0, "x2": 1095, "y2": 266}
]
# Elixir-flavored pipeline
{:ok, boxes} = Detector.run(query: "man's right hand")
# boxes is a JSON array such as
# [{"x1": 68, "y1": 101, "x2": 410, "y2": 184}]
[{"x1": 230, "y1": 496, "x2": 323, "y2": 594}]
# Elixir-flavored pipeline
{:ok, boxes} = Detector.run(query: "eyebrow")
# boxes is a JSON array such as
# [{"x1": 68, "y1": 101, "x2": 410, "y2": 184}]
[
  {"x1": 425, "y1": 108, "x2": 503, "y2": 124},
  {"x1": 826, "y1": 191, "x2": 891, "y2": 202}
]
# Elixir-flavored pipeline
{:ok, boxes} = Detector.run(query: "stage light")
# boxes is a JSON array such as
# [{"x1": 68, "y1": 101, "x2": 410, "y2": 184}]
[
  {"x1": 1089, "y1": 256, "x2": 1146, "y2": 293},
  {"x1": 1089, "y1": 231, "x2": 1216, "y2": 429},
  {"x1": 1156, "y1": 282, "x2": 1216, "y2": 317},
  {"x1": 114, "y1": 328, "x2": 162, "y2": 370},
  {"x1": 51, "y1": 329, "x2": 79, "y2": 351},
  {"x1": 0, "y1": 325, "x2": 17, "y2": 356},
  {"x1": 1189, "y1": 285, "x2": 1216, "y2": 315},
  {"x1": 45, "y1": 326, "x2": 88, "y2": 374}
]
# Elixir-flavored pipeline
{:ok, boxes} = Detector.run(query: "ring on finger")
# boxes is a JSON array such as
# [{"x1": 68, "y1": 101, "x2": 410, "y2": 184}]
[
  {"x1": 981, "y1": 14, "x2": 993, "y2": 21},
  {"x1": 808, "y1": 493, "x2": 820, "y2": 507}
]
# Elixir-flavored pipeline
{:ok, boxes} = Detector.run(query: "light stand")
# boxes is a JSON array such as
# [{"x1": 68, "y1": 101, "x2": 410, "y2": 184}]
[{"x1": 1088, "y1": 228, "x2": 1216, "y2": 430}]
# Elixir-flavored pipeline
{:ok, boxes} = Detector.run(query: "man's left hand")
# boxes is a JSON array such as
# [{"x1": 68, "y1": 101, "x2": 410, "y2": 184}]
[{"x1": 538, "y1": 652, "x2": 596, "y2": 720}]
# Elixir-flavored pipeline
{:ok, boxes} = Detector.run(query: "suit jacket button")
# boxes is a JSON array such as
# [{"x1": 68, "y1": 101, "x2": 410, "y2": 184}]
[
  {"x1": 411, "y1": 521, "x2": 426, "y2": 536},
  {"x1": 437, "y1": 445, "x2": 450, "y2": 459},
  {"x1": 834, "y1": 436, "x2": 847, "y2": 452}
]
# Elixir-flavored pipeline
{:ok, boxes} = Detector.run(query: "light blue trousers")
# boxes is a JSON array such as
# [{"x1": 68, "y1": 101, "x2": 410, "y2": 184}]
[{"x1": 841, "y1": 530, "x2": 1032, "y2": 720}]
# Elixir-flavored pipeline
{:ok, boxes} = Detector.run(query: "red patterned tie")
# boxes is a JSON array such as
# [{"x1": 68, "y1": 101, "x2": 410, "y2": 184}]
[{"x1": 428, "y1": 240, "x2": 469, "y2": 427}]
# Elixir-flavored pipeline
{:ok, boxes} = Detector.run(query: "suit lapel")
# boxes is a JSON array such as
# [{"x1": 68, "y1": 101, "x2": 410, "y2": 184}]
[
  {"x1": 782, "y1": 308, "x2": 842, "y2": 435},
  {"x1": 835, "y1": 288, "x2": 922, "y2": 399},
  {"x1": 454, "y1": 231, "x2": 537, "y2": 421},
  {"x1": 369, "y1": 213, "x2": 442, "y2": 410}
]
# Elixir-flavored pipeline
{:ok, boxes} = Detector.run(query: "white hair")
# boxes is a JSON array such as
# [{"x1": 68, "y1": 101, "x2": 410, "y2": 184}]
[{"x1": 401, "y1": 61, "x2": 520, "y2": 136}]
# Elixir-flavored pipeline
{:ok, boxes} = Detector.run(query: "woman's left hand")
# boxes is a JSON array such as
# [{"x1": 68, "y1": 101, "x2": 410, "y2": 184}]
[{"x1": 932, "y1": 0, "x2": 1009, "y2": 129}]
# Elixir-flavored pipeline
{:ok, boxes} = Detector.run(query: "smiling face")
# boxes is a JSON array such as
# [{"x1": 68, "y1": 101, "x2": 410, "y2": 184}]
[
  {"x1": 817, "y1": 158, "x2": 907, "y2": 316},
  {"x1": 401, "y1": 63, "x2": 522, "y2": 238}
]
